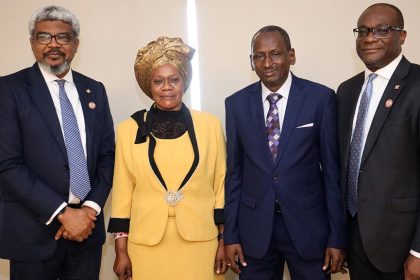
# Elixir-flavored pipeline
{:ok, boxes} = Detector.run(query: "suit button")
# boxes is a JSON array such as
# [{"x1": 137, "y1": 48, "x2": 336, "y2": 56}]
[{"x1": 273, "y1": 175, "x2": 278, "y2": 180}]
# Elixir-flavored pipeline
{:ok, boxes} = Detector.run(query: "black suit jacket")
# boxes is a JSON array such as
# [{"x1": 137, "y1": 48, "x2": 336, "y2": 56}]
[
  {"x1": 338, "y1": 56, "x2": 420, "y2": 272},
  {"x1": 0, "y1": 63, "x2": 115, "y2": 261}
]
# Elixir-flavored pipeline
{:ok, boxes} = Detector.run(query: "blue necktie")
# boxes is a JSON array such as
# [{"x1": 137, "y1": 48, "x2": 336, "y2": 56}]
[
  {"x1": 56, "y1": 80, "x2": 91, "y2": 200},
  {"x1": 266, "y1": 93, "x2": 282, "y2": 160},
  {"x1": 347, "y1": 73, "x2": 378, "y2": 216}
]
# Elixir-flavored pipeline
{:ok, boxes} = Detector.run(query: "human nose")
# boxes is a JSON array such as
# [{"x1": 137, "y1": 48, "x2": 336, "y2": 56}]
[
  {"x1": 263, "y1": 55, "x2": 273, "y2": 68},
  {"x1": 162, "y1": 79, "x2": 173, "y2": 90},
  {"x1": 364, "y1": 29, "x2": 379, "y2": 42}
]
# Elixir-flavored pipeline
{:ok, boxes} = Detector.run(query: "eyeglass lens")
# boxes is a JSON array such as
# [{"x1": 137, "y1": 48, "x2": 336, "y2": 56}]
[{"x1": 36, "y1": 33, "x2": 72, "y2": 45}]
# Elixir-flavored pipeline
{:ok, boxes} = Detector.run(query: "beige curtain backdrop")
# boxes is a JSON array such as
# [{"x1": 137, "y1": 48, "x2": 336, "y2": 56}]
[{"x1": 0, "y1": 1, "x2": 419, "y2": 279}]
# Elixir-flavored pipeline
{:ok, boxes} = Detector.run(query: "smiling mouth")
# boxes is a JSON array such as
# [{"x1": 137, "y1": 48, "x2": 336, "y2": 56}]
[
  {"x1": 44, "y1": 51, "x2": 64, "y2": 58},
  {"x1": 362, "y1": 48, "x2": 381, "y2": 53},
  {"x1": 263, "y1": 70, "x2": 277, "y2": 77}
]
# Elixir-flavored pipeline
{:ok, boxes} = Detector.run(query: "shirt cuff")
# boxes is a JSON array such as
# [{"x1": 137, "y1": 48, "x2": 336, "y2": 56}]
[
  {"x1": 46, "y1": 202, "x2": 67, "y2": 225},
  {"x1": 82, "y1": 201, "x2": 101, "y2": 215},
  {"x1": 410, "y1": 250, "x2": 420, "y2": 258}
]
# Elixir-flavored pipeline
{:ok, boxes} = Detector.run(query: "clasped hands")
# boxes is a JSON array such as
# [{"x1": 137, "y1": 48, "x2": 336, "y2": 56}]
[{"x1": 55, "y1": 206, "x2": 96, "y2": 242}]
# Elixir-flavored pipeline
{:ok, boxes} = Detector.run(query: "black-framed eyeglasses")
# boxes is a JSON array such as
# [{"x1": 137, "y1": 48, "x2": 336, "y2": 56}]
[
  {"x1": 33, "y1": 32, "x2": 74, "y2": 45},
  {"x1": 353, "y1": 25, "x2": 404, "y2": 40}
]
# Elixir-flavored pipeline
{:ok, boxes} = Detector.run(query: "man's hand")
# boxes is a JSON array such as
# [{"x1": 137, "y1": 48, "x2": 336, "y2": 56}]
[
  {"x1": 55, "y1": 225, "x2": 79, "y2": 241},
  {"x1": 405, "y1": 254, "x2": 420, "y2": 280},
  {"x1": 225, "y1": 243, "x2": 247, "y2": 274},
  {"x1": 214, "y1": 239, "x2": 228, "y2": 274},
  {"x1": 81, "y1": 205, "x2": 98, "y2": 220},
  {"x1": 323, "y1": 247, "x2": 345, "y2": 274},
  {"x1": 56, "y1": 207, "x2": 96, "y2": 241}
]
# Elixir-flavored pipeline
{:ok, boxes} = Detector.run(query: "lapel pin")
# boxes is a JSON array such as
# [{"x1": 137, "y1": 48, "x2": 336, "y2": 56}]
[
  {"x1": 394, "y1": 84, "x2": 400, "y2": 90},
  {"x1": 88, "y1": 102, "x2": 96, "y2": 109},
  {"x1": 385, "y1": 99, "x2": 393, "y2": 108},
  {"x1": 86, "y1": 89, "x2": 92, "y2": 94}
]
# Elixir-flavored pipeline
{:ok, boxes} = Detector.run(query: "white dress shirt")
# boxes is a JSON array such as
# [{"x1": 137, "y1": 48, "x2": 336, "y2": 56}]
[
  {"x1": 261, "y1": 71, "x2": 292, "y2": 127},
  {"x1": 38, "y1": 64, "x2": 101, "y2": 225},
  {"x1": 351, "y1": 54, "x2": 403, "y2": 147}
]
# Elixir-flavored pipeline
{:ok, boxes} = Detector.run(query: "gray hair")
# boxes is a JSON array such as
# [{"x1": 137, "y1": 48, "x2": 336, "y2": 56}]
[{"x1": 28, "y1": 6, "x2": 80, "y2": 37}]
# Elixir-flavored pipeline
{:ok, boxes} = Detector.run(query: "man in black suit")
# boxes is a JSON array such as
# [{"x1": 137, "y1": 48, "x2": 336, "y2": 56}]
[
  {"x1": 338, "y1": 3, "x2": 420, "y2": 279},
  {"x1": 0, "y1": 6, "x2": 114, "y2": 280}
]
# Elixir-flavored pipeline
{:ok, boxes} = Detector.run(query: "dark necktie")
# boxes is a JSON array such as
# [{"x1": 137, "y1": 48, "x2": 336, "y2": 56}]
[
  {"x1": 347, "y1": 73, "x2": 378, "y2": 216},
  {"x1": 56, "y1": 79, "x2": 91, "y2": 200},
  {"x1": 266, "y1": 93, "x2": 282, "y2": 160}
]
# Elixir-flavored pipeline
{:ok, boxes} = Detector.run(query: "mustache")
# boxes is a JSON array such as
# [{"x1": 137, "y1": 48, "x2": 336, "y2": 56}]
[{"x1": 43, "y1": 48, "x2": 65, "y2": 57}]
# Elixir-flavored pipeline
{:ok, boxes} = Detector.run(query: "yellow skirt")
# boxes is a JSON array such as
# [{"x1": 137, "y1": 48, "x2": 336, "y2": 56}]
[{"x1": 128, "y1": 217, "x2": 225, "y2": 280}]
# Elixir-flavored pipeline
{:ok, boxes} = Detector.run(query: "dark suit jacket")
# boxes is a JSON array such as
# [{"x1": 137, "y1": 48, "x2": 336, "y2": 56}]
[
  {"x1": 224, "y1": 74, "x2": 346, "y2": 260},
  {"x1": 0, "y1": 63, "x2": 115, "y2": 261},
  {"x1": 338, "y1": 56, "x2": 420, "y2": 272}
]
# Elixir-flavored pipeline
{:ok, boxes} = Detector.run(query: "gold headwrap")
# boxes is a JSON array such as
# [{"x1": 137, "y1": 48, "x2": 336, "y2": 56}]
[{"x1": 134, "y1": 36, "x2": 195, "y2": 99}]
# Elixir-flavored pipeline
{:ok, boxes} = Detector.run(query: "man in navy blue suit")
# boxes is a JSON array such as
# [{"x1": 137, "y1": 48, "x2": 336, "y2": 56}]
[
  {"x1": 224, "y1": 25, "x2": 346, "y2": 279},
  {"x1": 0, "y1": 6, "x2": 114, "y2": 280}
]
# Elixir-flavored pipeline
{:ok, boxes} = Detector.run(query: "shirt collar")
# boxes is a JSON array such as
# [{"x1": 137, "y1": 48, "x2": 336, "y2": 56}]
[
  {"x1": 261, "y1": 71, "x2": 292, "y2": 102},
  {"x1": 364, "y1": 54, "x2": 403, "y2": 81},
  {"x1": 37, "y1": 62, "x2": 75, "y2": 85}
]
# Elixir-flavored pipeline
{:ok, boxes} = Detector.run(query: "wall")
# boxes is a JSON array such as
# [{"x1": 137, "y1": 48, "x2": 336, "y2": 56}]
[{"x1": 1, "y1": 1, "x2": 419, "y2": 279}]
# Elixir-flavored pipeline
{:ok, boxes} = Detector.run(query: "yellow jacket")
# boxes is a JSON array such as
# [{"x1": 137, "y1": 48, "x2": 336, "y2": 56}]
[{"x1": 110, "y1": 110, "x2": 226, "y2": 245}]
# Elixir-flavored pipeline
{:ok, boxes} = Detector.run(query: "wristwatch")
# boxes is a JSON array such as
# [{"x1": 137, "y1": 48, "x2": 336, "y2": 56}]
[{"x1": 217, "y1": 233, "x2": 223, "y2": 241}]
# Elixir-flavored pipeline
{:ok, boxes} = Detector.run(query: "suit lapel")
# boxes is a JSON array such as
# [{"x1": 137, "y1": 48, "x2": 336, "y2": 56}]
[
  {"x1": 26, "y1": 64, "x2": 67, "y2": 157},
  {"x1": 361, "y1": 58, "x2": 410, "y2": 164},
  {"x1": 248, "y1": 83, "x2": 275, "y2": 165},
  {"x1": 275, "y1": 76, "x2": 306, "y2": 166},
  {"x1": 73, "y1": 72, "x2": 97, "y2": 167}
]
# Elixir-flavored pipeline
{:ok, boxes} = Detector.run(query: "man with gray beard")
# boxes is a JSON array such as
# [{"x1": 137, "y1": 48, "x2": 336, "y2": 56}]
[{"x1": 0, "y1": 6, "x2": 115, "y2": 280}]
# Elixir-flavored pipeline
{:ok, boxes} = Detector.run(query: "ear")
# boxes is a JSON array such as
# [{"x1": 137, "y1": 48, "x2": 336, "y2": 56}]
[
  {"x1": 400, "y1": 30, "x2": 407, "y2": 45},
  {"x1": 250, "y1": 54, "x2": 255, "y2": 71},
  {"x1": 289, "y1": 48, "x2": 296, "y2": 65},
  {"x1": 74, "y1": 37, "x2": 80, "y2": 49},
  {"x1": 29, "y1": 37, "x2": 35, "y2": 51}
]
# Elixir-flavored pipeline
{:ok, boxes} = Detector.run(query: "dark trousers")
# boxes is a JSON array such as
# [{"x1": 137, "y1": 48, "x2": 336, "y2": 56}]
[
  {"x1": 240, "y1": 212, "x2": 329, "y2": 280},
  {"x1": 10, "y1": 239, "x2": 102, "y2": 280},
  {"x1": 348, "y1": 215, "x2": 403, "y2": 280}
]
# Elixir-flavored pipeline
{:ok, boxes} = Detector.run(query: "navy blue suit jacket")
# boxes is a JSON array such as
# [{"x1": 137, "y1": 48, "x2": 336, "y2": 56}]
[
  {"x1": 224, "y1": 74, "x2": 346, "y2": 260},
  {"x1": 0, "y1": 63, "x2": 115, "y2": 261}
]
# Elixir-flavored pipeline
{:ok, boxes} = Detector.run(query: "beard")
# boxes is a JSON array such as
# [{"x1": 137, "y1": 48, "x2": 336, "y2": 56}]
[{"x1": 39, "y1": 60, "x2": 71, "y2": 76}]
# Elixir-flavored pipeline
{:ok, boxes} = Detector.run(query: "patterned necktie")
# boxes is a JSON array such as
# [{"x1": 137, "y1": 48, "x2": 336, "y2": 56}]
[
  {"x1": 266, "y1": 93, "x2": 282, "y2": 160},
  {"x1": 347, "y1": 73, "x2": 378, "y2": 216},
  {"x1": 56, "y1": 79, "x2": 91, "y2": 200}
]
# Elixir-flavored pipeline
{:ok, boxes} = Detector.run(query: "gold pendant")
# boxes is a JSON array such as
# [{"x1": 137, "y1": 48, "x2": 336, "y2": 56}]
[{"x1": 164, "y1": 191, "x2": 184, "y2": 206}]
